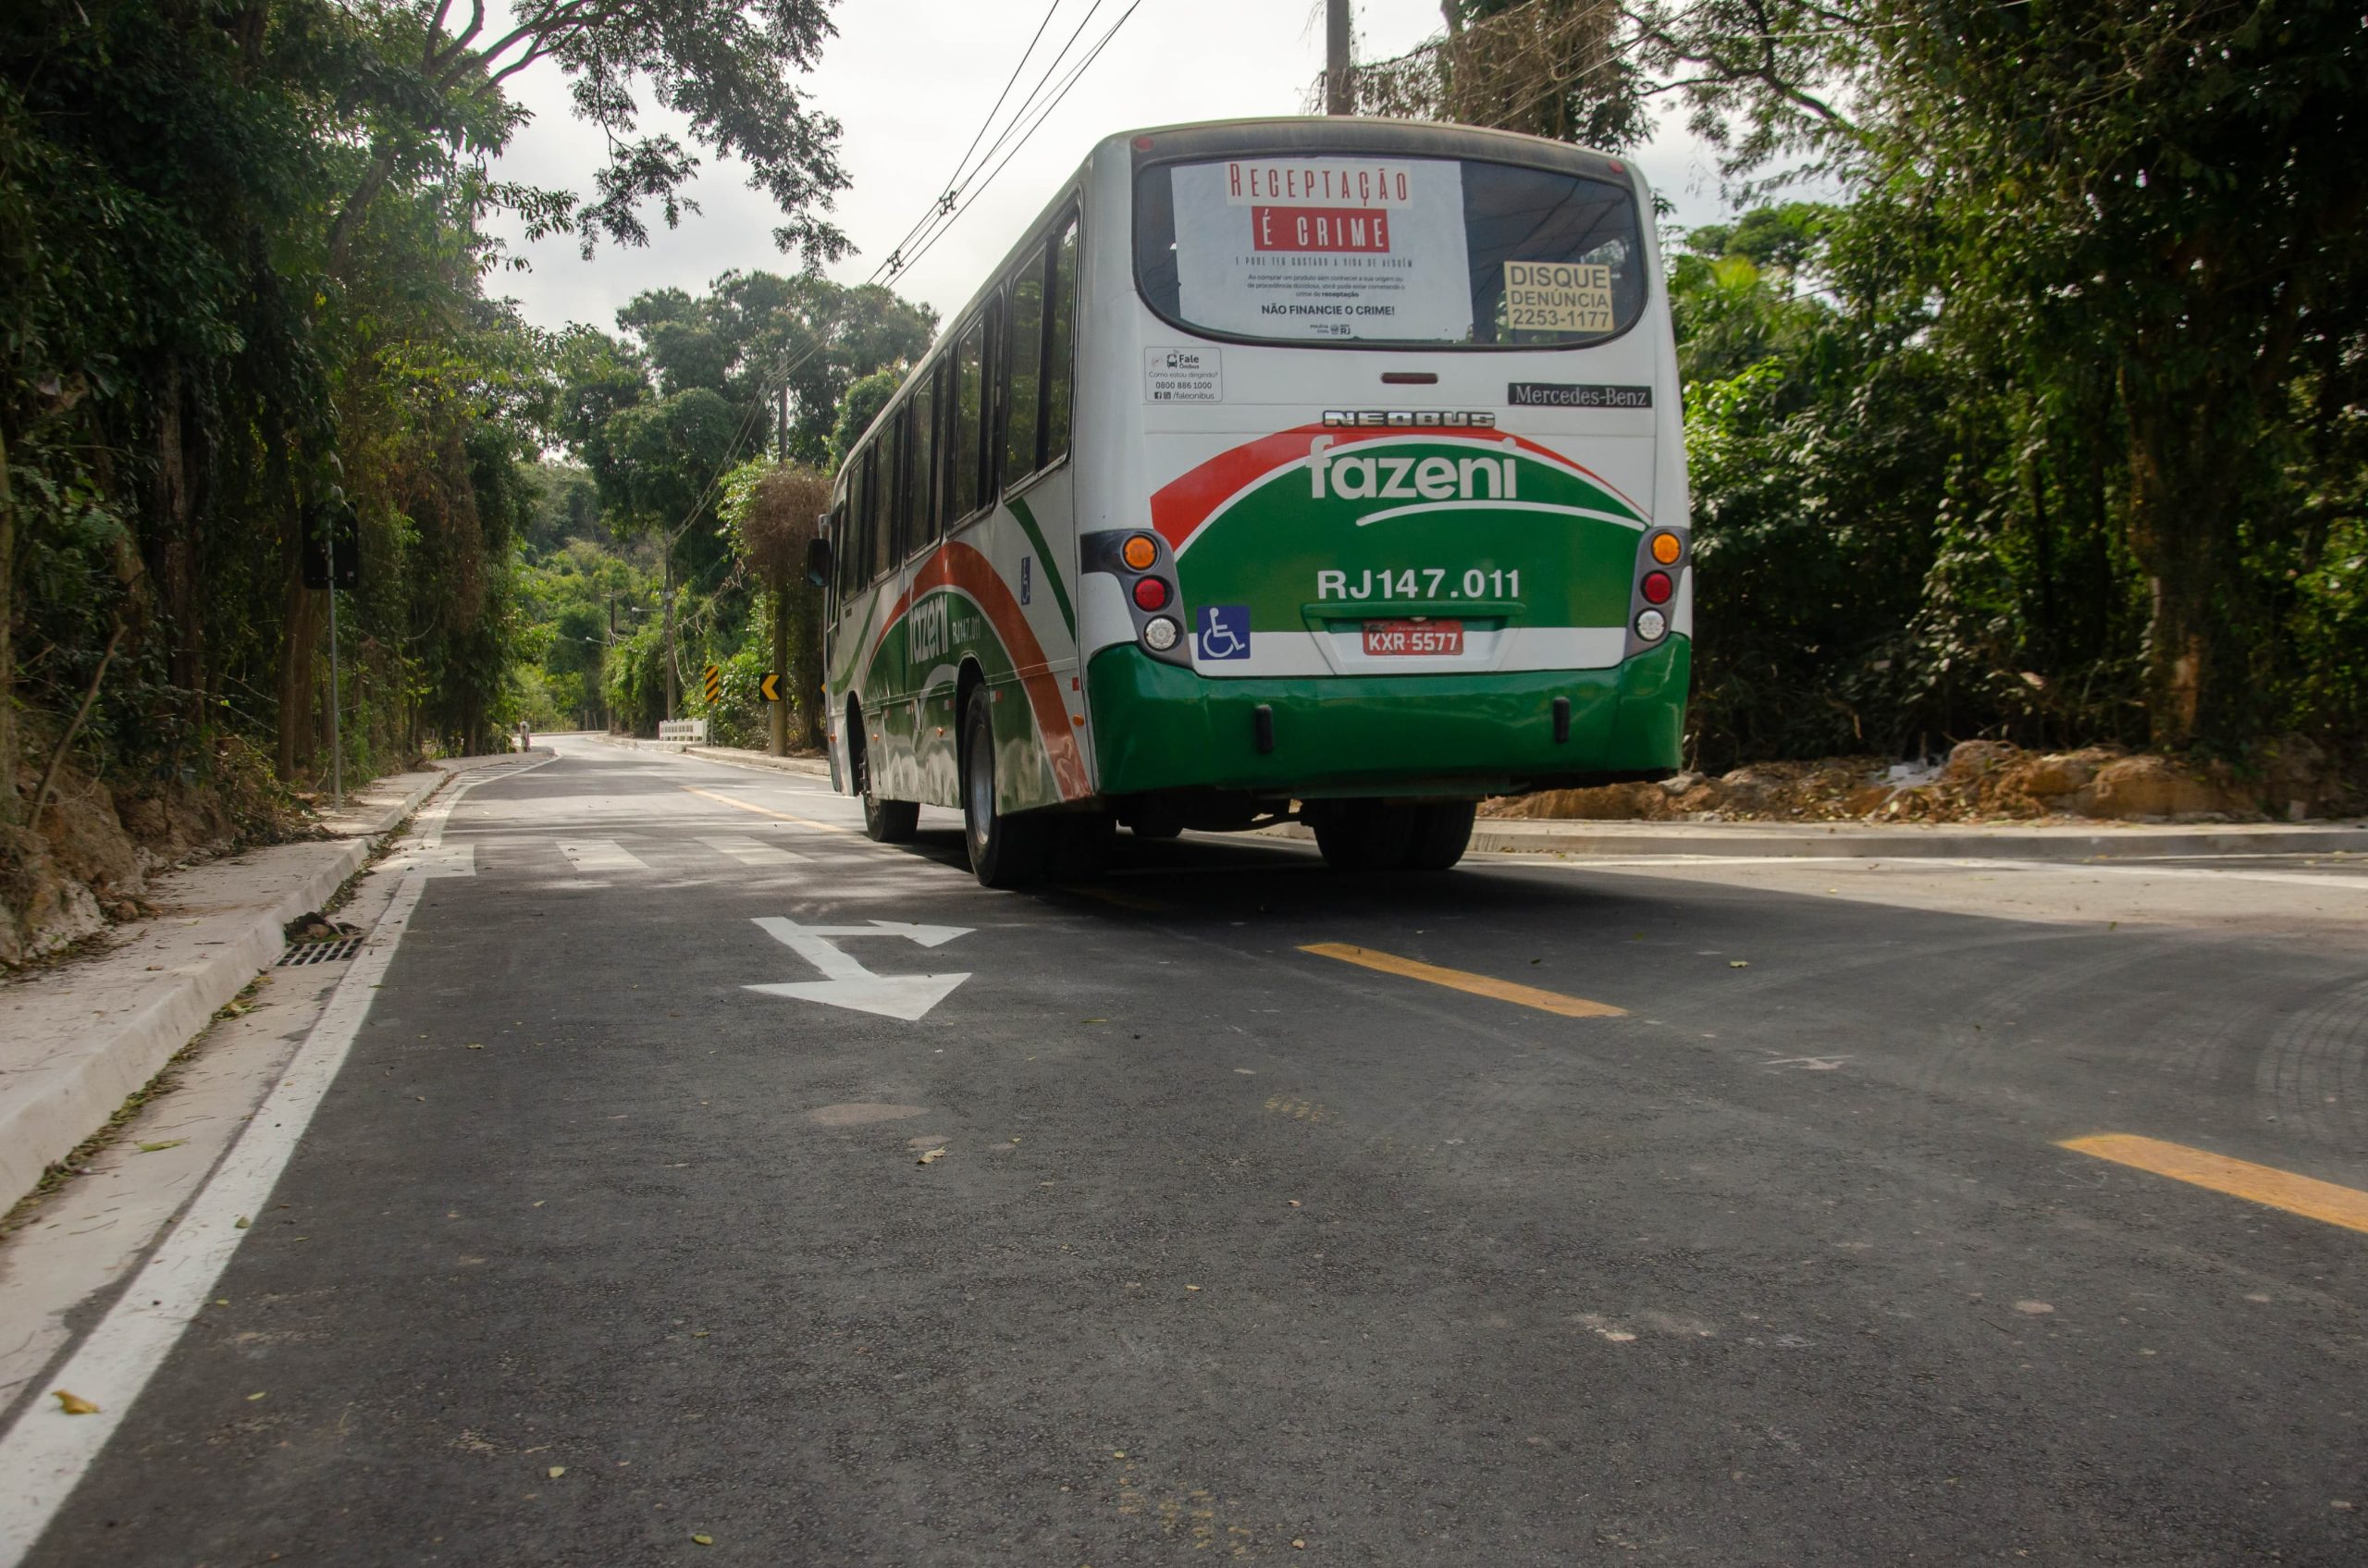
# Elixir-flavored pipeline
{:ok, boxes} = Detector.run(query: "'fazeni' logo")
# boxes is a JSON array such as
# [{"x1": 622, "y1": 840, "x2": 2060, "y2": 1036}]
[
  {"x1": 907, "y1": 594, "x2": 950, "y2": 665},
  {"x1": 1322, "y1": 410, "x2": 1498, "y2": 428},
  {"x1": 1308, "y1": 437, "x2": 1517, "y2": 503}
]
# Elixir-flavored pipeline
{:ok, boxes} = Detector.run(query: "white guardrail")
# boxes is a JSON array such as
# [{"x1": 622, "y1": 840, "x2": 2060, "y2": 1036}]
[{"x1": 657, "y1": 719, "x2": 709, "y2": 743}]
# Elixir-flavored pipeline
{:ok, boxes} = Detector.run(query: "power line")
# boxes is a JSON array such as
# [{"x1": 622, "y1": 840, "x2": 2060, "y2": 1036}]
[
  {"x1": 870, "y1": 0, "x2": 1077, "y2": 283},
  {"x1": 887, "y1": 0, "x2": 1150, "y2": 284},
  {"x1": 904, "y1": 0, "x2": 1115, "y2": 237}
]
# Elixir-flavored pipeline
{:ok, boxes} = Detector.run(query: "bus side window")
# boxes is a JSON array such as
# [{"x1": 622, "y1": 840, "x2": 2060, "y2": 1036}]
[
  {"x1": 827, "y1": 500, "x2": 847, "y2": 604},
  {"x1": 1003, "y1": 246, "x2": 1045, "y2": 485},
  {"x1": 874, "y1": 416, "x2": 900, "y2": 581},
  {"x1": 950, "y1": 317, "x2": 985, "y2": 522},
  {"x1": 911, "y1": 368, "x2": 937, "y2": 549},
  {"x1": 1043, "y1": 214, "x2": 1079, "y2": 466},
  {"x1": 843, "y1": 447, "x2": 870, "y2": 593}
]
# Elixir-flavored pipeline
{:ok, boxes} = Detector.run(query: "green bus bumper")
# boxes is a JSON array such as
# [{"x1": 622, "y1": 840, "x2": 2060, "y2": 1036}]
[{"x1": 1085, "y1": 637, "x2": 1689, "y2": 798}]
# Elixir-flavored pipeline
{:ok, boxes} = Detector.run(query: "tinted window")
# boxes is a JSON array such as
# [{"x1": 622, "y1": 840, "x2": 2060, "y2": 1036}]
[
  {"x1": 842, "y1": 453, "x2": 866, "y2": 594},
  {"x1": 950, "y1": 318, "x2": 985, "y2": 521},
  {"x1": 876, "y1": 416, "x2": 899, "y2": 582},
  {"x1": 1135, "y1": 154, "x2": 1645, "y2": 346},
  {"x1": 910, "y1": 367, "x2": 937, "y2": 545},
  {"x1": 1003, "y1": 248, "x2": 1045, "y2": 483},
  {"x1": 1043, "y1": 216, "x2": 1079, "y2": 464},
  {"x1": 830, "y1": 500, "x2": 850, "y2": 600}
]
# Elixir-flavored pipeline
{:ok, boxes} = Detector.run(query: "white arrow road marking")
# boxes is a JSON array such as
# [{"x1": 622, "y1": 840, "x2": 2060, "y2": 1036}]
[
  {"x1": 745, "y1": 918, "x2": 971, "y2": 1021},
  {"x1": 557, "y1": 839, "x2": 648, "y2": 872},
  {"x1": 700, "y1": 835, "x2": 810, "y2": 866}
]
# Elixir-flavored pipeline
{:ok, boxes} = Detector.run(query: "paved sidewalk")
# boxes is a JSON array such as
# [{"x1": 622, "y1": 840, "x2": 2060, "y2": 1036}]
[
  {"x1": 0, "y1": 753, "x2": 527, "y2": 1213},
  {"x1": 1272, "y1": 814, "x2": 2368, "y2": 861}
]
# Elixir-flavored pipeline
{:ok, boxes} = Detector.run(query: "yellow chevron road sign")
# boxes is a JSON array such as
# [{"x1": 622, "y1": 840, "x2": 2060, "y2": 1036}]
[
  {"x1": 759, "y1": 673, "x2": 783, "y2": 702},
  {"x1": 702, "y1": 663, "x2": 722, "y2": 704}
]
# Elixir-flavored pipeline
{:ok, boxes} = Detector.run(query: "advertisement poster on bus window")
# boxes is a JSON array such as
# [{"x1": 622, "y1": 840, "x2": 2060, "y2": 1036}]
[{"x1": 1172, "y1": 158, "x2": 1473, "y2": 341}]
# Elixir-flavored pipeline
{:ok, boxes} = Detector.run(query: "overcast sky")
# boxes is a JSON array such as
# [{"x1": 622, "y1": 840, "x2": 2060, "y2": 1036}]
[{"x1": 486, "y1": 0, "x2": 1732, "y2": 336}]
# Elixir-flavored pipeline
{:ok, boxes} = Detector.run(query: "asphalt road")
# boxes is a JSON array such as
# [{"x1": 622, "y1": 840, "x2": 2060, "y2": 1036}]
[{"x1": 24, "y1": 738, "x2": 2368, "y2": 1565}]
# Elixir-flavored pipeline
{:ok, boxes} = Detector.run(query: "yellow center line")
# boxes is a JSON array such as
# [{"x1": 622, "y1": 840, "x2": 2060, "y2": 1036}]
[
  {"x1": 2061, "y1": 1133, "x2": 2368, "y2": 1235},
  {"x1": 1300, "y1": 943, "x2": 1625, "y2": 1018},
  {"x1": 681, "y1": 785, "x2": 856, "y2": 834}
]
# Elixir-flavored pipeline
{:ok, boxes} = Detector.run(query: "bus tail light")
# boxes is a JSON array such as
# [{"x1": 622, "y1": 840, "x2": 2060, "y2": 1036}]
[
  {"x1": 1142, "y1": 616, "x2": 1180, "y2": 651},
  {"x1": 1122, "y1": 534, "x2": 1160, "y2": 571},
  {"x1": 1640, "y1": 571, "x2": 1673, "y2": 605},
  {"x1": 1634, "y1": 609, "x2": 1668, "y2": 642},
  {"x1": 1133, "y1": 576, "x2": 1171, "y2": 611}
]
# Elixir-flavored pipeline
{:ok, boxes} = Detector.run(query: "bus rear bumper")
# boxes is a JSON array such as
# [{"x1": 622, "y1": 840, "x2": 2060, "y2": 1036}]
[{"x1": 1084, "y1": 638, "x2": 1689, "y2": 799}]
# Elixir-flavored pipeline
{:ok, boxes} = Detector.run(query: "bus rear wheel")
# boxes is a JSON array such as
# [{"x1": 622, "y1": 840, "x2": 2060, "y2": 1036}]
[
  {"x1": 961, "y1": 692, "x2": 1047, "y2": 887},
  {"x1": 853, "y1": 716, "x2": 918, "y2": 843},
  {"x1": 1308, "y1": 799, "x2": 1417, "y2": 872},
  {"x1": 1405, "y1": 802, "x2": 1477, "y2": 870}
]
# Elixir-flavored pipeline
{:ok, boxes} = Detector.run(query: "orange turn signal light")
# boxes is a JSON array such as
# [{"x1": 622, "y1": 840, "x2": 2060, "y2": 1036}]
[
  {"x1": 1122, "y1": 534, "x2": 1159, "y2": 571},
  {"x1": 1649, "y1": 531, "x2": 1683, "y2": 565}
]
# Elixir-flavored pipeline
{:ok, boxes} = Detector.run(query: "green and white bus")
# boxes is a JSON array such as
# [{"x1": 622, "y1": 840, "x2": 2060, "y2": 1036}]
[{"x1": 815, "y1": 117, "x2": 1691, "y2": 886}]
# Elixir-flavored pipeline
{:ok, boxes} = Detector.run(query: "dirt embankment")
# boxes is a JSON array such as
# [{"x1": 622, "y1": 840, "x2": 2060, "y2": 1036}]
[
  {"x1": 1487, "y1": 738, "x2": 2362, "y2": 826},
  {"x1": 1, "y1": 737, "x2": 314, "y2": 969}
]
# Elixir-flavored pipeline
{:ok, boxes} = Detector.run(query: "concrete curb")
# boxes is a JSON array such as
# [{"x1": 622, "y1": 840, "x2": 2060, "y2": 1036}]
[
  {"x1": 1266, "y1": 819, "x2": 2368, "y2": 861},
  {"x1": 0, "y1": 765, "x2": 462, "y2": 1213}
]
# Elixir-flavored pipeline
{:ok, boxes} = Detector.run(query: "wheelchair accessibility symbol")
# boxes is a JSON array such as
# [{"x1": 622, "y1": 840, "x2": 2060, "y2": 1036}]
[{"x1": 1196, "y1": 605, "x2": 1252, "y2": 661}]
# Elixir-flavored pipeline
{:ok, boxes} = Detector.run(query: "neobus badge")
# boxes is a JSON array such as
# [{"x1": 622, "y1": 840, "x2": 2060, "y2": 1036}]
[{"x1": 1321, "y1": 410, "x2": 1497, "y2": 428}]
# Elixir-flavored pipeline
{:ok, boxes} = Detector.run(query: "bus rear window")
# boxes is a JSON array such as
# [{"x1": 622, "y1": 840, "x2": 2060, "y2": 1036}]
[{"x1": 1135, "y1": 155, "x2": 1645, "y2": 348}]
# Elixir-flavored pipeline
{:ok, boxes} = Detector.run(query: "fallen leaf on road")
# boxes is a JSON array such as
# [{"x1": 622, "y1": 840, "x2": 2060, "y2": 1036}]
[
  {"x1": 246, "y1": 1391, "x2": 266, "y2": 1401},
  {"x1": 1081, "y1": 1017, "x2": 1108, "y2": 1024},
  {"x1": 1185, "y1": 1284, "x2": 1202, "y2": 1291},
  {"x1": 547, "y1": 1466, "x2": 566, "y2": 1478},
  {"x1": 917, "y1": 1147, "x2": 947, "y2": 1166},
  {"x1": 466, "y1": 1043, "x2": 483, "y2": 1050},
  {"x1": 1728, "y1": 960, "x2": 1750, "y2": 969},
  {"x1": 53, "y1": 1390, "x2": 99, "y2": 1415},
  {"x1": 691, "y1": 1534, "x2": 713, "y2": 1546},
  {"x1": 1287, "y1": 1200, "x2": 1301, "y2": 1208},
  {"x1": 234, "y1": 1216, "x2": 251, "y2": 1228},
  {"x1": 137, "y1": 1139, "x2": 188, "y2": 1153}
]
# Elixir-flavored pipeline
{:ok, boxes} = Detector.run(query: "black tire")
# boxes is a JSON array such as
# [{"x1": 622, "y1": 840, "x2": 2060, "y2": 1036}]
[
  {"x1": 1404, "y1": 801, "x2": 1477, "y2": 870},
  {"x1": 961, "y1": 692, "x2": 1047, "y2": 887},
  {"x1": 1309, "y1": 799, "x2": 1418, "y2": 872},
  {"x1": 853, "y1": 714, "x2": 918, "y2": 844}
]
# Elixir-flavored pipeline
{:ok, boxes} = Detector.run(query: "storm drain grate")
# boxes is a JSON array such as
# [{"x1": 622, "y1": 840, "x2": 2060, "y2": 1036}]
[{"x1": 278, "y1": 937, "x2": 363, "y2": 967}]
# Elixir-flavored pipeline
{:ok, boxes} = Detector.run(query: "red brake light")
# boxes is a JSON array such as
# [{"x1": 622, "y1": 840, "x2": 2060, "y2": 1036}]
[
  {"x1": 1133, "y1": 576, "x2": 1171, "y2": 611},
  {"x1": 1641, "y1": 571, "x2": 1673, "y2": 605}
]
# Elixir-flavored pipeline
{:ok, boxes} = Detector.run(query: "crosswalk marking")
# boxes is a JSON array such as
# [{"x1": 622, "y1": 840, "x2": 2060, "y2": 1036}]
[
  {"x1": 699, "y1": 835, "x2": 810, "y2": 866},
  {"x1": 556, "y1": 839, "x2": 649, "y2": 873},
  {"x1": 384, "y1": 844, "x2": 475, "y2": 877}
]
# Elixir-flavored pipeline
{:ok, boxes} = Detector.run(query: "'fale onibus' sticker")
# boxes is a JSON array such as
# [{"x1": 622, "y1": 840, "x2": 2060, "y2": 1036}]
[{"x1": 1503, "y1": 260, "x2": 1615, "y2": 334}]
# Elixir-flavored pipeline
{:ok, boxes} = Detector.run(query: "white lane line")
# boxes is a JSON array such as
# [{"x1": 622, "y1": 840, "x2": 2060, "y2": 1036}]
[
  {"x1": 556, "y1": 839, "x2": 648, "y2": 873},
  {"x1": 699, "y1": 835, "x2": 810, "y2": 866},
  {"x1": 0, "y1": 755, "x2": 551, "y2": 1565}
]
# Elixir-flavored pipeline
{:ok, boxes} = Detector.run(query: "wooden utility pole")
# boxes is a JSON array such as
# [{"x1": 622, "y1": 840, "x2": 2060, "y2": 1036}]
[{"x1": 1326, "y1": 0, "x2": 1353, "y2": 115}]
